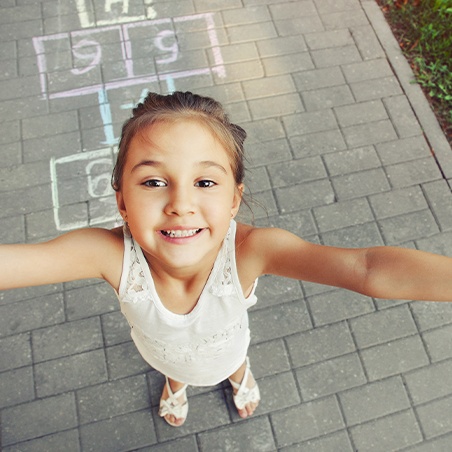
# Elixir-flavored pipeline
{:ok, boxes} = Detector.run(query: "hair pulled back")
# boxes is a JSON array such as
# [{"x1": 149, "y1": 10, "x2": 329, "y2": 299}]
[{"x1": 112, "y1": 91, "x2": 247, "y2": 191}]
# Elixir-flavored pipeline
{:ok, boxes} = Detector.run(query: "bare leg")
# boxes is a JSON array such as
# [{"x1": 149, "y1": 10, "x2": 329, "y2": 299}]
[{"x1": 228, "y1": 359, "x2": 260, "y2": 418}]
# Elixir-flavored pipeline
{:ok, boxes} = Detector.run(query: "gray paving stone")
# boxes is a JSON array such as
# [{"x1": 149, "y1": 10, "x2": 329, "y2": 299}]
[
  {"x1": 101, "y1": 310, "x2": 131, "y2": 346},
  {"x1": 321, "y1": 221, "x2": 384, "y2": 247},
  {"x1": 361, "y1": 335, "x2": 429, "y2": 381},
  {"x1": 242, "y1": 74, "x2": 296, "y2": 99},
  {"x1": 383, "y1": 95, "x2": 423, "y2": 138},
  {"x1": 80, "y1": 410, "x2": 156, "y2": 451},
  {"x1": 246, "y1": 138, "x2": 292, "y2": 167},
  {"x1": 248, "y1": 93, "x2": 304, "y2": 120},
  {"x1": 65, "y1": 282, "x2": 117, "y2": 321},
  {"x1": 270, "y1": 1, "x2": 317, "y2": 19},
  {"x1": 0, "y1": 293, "x2": 64, "y2": 338},
  {"x1": 416, "y1": 231, "x2": 452, "y2": 257},
  {"x1": 349, "y1": 305, "x2": 418, "y2": 349},
  {"x1": 275, "y1": 179, "x2": 335, "y2": 212},
  {"x1": 274, "y1": 16, "x2": 324, "y2": 36},
  {"x1": 1, "y1": 393, "x2": 78, "y2": 446},
  {"x1": 320, "y1": 10, "x2": 369, "y2": 30},
  {"x1": 106, "y1": 341, "x2": 151, "y2": 379},
  {"x1": 0, "y1": 142, "x2": 21, "y2": 167},
  {"x1": 35, "y1": 349, "x2": 108, "y2": 397},
  {"x1": 370, "y1": 186, "x2": 428, "y2": 219},
  {"x1": 411, "y1": 300, "x2": 452, "y2": 332},
  {"x1": 262, "y1": 52, "x2": 314, "y2": 76},
  {"x1": 311, "y1": 45, "x2": 362, "y2": 68},
  {"x1": 271, "y1": 396, "x2": 344, "y2": 447},
  {"x1": 342, "y1": 119, "x2": 398, "y2": 148},
  {"x1": 376, "y1": 135, "x2": 431, "y2": 165},
  {"x1": 32, "y1": 317, "x2": 103, "y2": 362},
  {"x1": 283, "y1": 109, "x2": 338, "y2": 136},
  {"x1": 296, "y1": 352, "x2": 366, "y2": 401},
  {"x1": 267, "y1": 156, "x2": 327, "y2": 188},
  {"x1": 254, "y1": 274, "x2": 304, "y2": 309},
  {"x1": 332, "y1": 168, "x2": 390, "y2": 200},
  {"x1": 350, "y1": 76, "x2": 403, "y2": 102},
  {"x1": 0, "y1": 366, "x2": 34, "y2": 409},
  {"x1": 313, "y1": 198, "x2": 374, "y2": 232},
  {"x1": 77, "y1": 375, "x2": 149, "y2": 424},
  {"x1": 323, "y1": 145, "x2": 381, "y2": 176},
  {"x1": 342, "y1": 59, "x2": 393, "y2": 83},
  {"x1": 305, "y1": 29, "x2": 354, "y2": 50},
  {"x1": 0, "y1": 332, "x2": 31, "y2": 371},
  {"x1": 423, "y1": 324, "x2": 452, "y2": 363},
  {"x1": 378, "y1": 210, "x2": 439, "y2": 245},
  {"x1": 286, "y1": 321, "x2": 355, "y2": 367},
  {"x1": 423, "y1": 180, "x2": 452, "y2": 232},
  {"x1": 291, "y1": 129, "x2": 347, "y2": 157},
  {"x1": 257, "y1": 35, "x2": 309, "y2": 58},
  {"x1": 334, "y1": 100, "x2": 388, "y2": 127},
  {"x1": 199, "y1": 416, "x2": 275, "y2": 451},
  {"x1": 221, "y1": 5, "x2": 271, "y2": 26},
  {"x1": 280, "y1": 430, "x2": 353, "y2": 452},
  {"x1": 249, "y1": 339, "x2": 291, "y2": 378},
  {"x1": 3, "y1": 430, "x2": 81, "y2": 452},
  {"x1": 405, "y1": 359, "x2": 452, "y2": 405},
  {"x1": 349, "y1": 410, "x2": 422, "y2": 452},
  {"x1": 314, "y1": 0, "x2": 360, "y2": 14},
  {"x1": 339, "y1": 376, "x2": 411, "y2": 426},
  {"x1": 302, "y1": 85, "x2": 355, "y2": 111},
  {"x1": 227, "y1": 21, "x2": 277, "y2": 44},
  {"x1": 0, "y1": 120, "x2": 20, "y2": 145},
  {"x1": 307, "y1": 289, "x2": 374, "y2": 326},
  {"x1": 416, "y1": 395, "x2": 452, "y2": 440},
  {"x1": 293, "y1": 66, "x2": 345, "y2": 92},
  {"x1": 258, "y1": 209, "x2": 317, "y2": 237},
  {"x1": 250, "y1": 300, "x2": 312, "y2": 343},
  {"x1": 350, "y1": 24, "x2": 386, "y2": 60},
  {"x1": 137, "y1": 436, "x2": 198, "y2": 452}
]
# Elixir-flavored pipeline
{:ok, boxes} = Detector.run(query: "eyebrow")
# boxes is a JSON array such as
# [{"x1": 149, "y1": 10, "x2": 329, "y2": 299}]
[{"x1": 131, "y1": 160, "x2": 229, "y2": 175}]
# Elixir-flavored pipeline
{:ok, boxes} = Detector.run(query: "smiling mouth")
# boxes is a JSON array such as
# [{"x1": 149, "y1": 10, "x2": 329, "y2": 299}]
[{"x1": 161, "y1": 229, "x2": 203, "y2": 238}]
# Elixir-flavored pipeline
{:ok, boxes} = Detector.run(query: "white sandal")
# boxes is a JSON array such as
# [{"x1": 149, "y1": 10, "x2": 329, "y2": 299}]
[
  {"x1": 229, "y1": 357, "x2": 260, "y2": 413},
  {"x1": 158, "y1": 376, "x2": 188, "y2": 427}
]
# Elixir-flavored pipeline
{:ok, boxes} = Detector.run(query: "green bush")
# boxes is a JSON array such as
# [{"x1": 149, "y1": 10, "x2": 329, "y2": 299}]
[{"x1": 379, "y1": 0, "x2": 452, "y2": 131}]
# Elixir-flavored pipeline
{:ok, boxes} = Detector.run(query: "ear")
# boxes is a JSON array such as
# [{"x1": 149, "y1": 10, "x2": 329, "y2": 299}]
[
  {"x1": 231, "y1": 183, "x2": 244, "y2": 218},
  {"x1": 116, "y1": 190, "x2": 127, "y2": 222}
]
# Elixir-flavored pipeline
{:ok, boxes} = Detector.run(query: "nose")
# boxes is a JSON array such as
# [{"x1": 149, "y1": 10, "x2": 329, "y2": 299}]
[{"x1": 164, "y1": 185, "x2": 195, "y2": 216}]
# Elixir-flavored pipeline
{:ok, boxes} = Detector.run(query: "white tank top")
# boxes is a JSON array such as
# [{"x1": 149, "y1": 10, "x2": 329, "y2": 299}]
[{"x1": 116, "y1": 220, "x2": 258, "y2": 386}]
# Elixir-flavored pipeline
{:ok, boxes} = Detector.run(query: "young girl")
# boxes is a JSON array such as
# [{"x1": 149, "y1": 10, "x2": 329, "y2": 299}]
[{"x1": 1, "y1": 91, "x2": 452, "y2": 427}]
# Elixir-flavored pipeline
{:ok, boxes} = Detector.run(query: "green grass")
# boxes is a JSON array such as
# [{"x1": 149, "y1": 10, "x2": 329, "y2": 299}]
[{"x1": 377, "y1": 0, "x2": 452, "y2": 143}]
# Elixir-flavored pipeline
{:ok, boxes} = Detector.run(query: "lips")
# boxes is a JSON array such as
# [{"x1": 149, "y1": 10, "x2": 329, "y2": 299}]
[{"x1": 161, "y1": 228, "x2": 203, "y2": 238}]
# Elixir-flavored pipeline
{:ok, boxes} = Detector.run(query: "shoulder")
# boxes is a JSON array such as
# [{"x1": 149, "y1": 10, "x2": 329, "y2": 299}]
[{"x1": 235, "y1": 222, "x2": 314, "y2": 277}]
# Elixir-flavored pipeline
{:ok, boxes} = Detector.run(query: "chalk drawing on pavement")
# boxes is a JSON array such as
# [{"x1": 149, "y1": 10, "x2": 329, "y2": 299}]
[{"x1": 35, "y1": 13, "x2": 226, "y2": 230}]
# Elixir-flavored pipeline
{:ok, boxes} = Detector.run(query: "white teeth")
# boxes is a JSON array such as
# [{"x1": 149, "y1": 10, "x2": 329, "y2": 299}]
[{"x1": 163, "y1": 229, "x2": 200, "y2": 238}]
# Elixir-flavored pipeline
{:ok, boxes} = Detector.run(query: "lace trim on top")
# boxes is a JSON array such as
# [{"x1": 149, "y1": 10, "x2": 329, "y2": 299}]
[{"x1": 121, "y1": 222, "x2": 236, "y2": 304}]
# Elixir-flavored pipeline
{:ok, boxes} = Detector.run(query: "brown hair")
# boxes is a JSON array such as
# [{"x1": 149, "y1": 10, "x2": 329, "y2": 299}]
[{"x1": 112, "y1": 91, "x2": 247, "y2": 191}]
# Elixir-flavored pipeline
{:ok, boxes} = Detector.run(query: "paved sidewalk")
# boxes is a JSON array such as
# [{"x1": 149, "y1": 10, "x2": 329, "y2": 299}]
[{"x1": 1, "y1": 0, "x2": 452, "y2": 450}]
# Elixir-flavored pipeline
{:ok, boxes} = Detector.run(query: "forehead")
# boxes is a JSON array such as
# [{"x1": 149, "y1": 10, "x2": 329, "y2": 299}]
[{"x1": 127, "y1": 119, "x2": 232, "y2": 165}]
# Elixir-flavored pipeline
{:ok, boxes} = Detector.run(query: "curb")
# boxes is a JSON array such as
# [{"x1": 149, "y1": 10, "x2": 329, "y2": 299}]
[{"x1": 362, "y1": 0, "x2": 452, "y2": 185}]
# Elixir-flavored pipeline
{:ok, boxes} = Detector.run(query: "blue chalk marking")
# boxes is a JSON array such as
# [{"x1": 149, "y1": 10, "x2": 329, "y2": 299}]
[{"x1": 98, "y1": 89, "x2": 118, "y2": 145}]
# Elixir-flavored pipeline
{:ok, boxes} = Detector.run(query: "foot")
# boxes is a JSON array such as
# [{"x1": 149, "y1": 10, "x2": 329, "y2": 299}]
[
  {"x1": 158, "y1": 376, "x2": 188, "y2": 427},
  {"x1": 229, "y1": 357, "x2": 260, "y2": 419}
]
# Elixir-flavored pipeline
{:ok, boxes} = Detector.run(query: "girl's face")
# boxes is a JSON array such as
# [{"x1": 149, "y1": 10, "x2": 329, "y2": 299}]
[{"x1": 116, "y1": 119, "x2": 243, "y2": 274}]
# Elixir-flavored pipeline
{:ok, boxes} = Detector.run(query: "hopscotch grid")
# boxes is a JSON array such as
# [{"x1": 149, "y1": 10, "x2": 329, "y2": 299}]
[
  {"x1": 35, "y1": 12, "x2": 226, "y2": 230},
  {"x1": 33, "y1": 13, "x2": 226, "y2": 101}
]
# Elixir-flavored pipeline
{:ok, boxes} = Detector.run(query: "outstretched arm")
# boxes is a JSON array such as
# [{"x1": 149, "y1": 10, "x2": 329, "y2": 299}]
[
  {"x1": 0, "y1": 228, "x2": 123, "y2": 291},
  {"x1": 240, "y1": 226, "x2": 452, "y2": 302}
]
